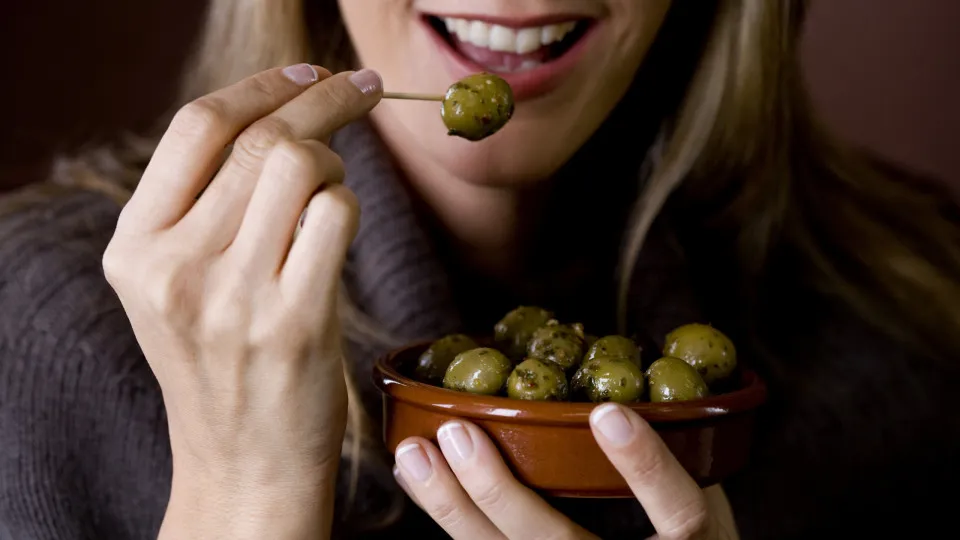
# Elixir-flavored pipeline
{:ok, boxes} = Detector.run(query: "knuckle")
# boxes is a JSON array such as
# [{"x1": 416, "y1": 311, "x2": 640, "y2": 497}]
[
  {"x1": 318, "y1": 81, "x2": 354, "y2": 112},
  {"x1": 313, "y1": 144, "x2": 346, "y2": 182},
  {"x1": 198, "y1": 294, "x2": 250, "y2": 346},
  {"x1": 269, "y1": 140, "x2": 319, "y2": 176},
  {"x1": 662, "y1": 499, "x2": 710, "y2": 540},
  {"x1": 622, "y1": 444, "x2": 667, "y2": 483},
  {"x1": 170, "y1": 97, "x2": 228, "y2": 139},
  {"x1": 249, "y1": 308, "x2": 310, "y2": 353},
  {"x1": 142, "y1": 261, "x2": 191, "y2": 318},
  {"x1": 101, "y1": 242, "x2": 126, "y2": 288},
  {"x1": 307, "y1": 186, "x2": 360, "y2": 238},
  {"x1": 232, "y1": 116, "x2": 294, "y2": 169},
  {"x1": 468, "y1": 481, "x2": 507, "y2": 513},
  {"x1": 424, "y1": 499, "x2": 465, "y2": 531},
  {"x1": 247, "y1": 71, "x2": 284, "y2": 102}
]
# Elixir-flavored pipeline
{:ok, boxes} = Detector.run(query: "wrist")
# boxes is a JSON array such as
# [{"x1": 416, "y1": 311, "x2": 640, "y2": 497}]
[{"x1": 161, "y1": 458, "x2": 340, "y2": 540}]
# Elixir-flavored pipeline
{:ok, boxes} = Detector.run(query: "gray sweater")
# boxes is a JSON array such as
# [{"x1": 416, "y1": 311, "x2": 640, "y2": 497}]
[{"x1": 1, "y1": 120, "x2": 957, "y2": 539}]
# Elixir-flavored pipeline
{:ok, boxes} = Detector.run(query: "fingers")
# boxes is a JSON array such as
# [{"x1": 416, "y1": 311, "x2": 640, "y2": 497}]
[
  {"x1": 590, "y1": 404, "x2": 710, "y2": 540},
  {"x1": 228, "y1": 140, "x2": 345, "y2": 275},
  {"x1": 435, "y1": 421, "x2": 595, "y2": 540},
  {"x1": 394, "y1": 437, "x2": 505, "y2": 540},
  {"x1": 280, "y1": 183, "x2": 360, "y2": 305},
  {"x1": 122, "y1": 64, "x2": 331, "y2": 234},
  {"x1": 181, "y1": 69, "x2": 383, "y2": 252}
]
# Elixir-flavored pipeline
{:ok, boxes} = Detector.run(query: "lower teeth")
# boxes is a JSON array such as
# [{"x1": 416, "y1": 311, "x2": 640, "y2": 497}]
[{"x1": 490, "y1": 60, "x2": 543, "y2": 73}]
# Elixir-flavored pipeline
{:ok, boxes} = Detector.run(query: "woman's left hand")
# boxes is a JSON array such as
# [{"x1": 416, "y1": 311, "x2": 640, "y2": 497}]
[{"x1": 393, "y1": 403, "x2": 738, "y2": 539}]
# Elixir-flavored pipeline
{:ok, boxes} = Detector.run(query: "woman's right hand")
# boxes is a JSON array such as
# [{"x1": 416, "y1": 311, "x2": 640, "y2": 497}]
[{"x1": 102, "y1": 64, "x2": 384, "y2": 539}]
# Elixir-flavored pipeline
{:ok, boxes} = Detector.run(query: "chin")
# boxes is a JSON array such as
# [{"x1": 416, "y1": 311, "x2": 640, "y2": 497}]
[{"x1": 431, "y1": 119, "x2": 577, "y2": 188}]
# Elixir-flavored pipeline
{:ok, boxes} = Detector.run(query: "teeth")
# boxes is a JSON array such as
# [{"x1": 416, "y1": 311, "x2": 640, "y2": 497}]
[
  {"x1": 468, "y1": 21, "x2": 490, "y2": 47},
  {"x1": 442, "y1": 17, "x2": 580, "y2": 55},
  {"x1": 489, "y1": 24, "x2": 515, "y2": 53},
  {"x1": 515, "y1": 28, "x2": 541, "y2": 55}
]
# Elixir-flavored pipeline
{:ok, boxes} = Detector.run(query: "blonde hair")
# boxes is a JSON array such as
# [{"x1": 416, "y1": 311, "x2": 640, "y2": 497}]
[{"x1": 4, "y1": 0, "x2": 959, "y2": 530}]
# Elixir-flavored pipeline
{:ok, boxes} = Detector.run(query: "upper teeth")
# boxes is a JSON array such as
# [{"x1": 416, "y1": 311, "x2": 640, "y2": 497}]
[{"x1": 444, "y1": 18, "x2": 579, "y2": 55}]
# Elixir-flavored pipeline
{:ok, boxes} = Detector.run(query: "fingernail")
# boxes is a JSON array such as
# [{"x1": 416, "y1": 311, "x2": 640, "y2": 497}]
[
  {"x1": 437, "y1": 422, "x2": 474, "y2": 465},
  {"x1": 282, "y1": 63, "x2": 319, "y2": 86},
  {"x1": 396, "y1": 443, "x2": 432, "y2": 483},
  {"x1": 349, "y1": 69, "x2": 383, "y2": 96},
  {"x1": 591, "y1": 404, "x2": 635, "y2": 447}
]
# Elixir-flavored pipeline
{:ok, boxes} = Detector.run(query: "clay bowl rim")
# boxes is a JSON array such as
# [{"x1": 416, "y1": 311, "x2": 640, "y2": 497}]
[{"x1": 373, "y1": 339, "x2": 768, "y2": 427}]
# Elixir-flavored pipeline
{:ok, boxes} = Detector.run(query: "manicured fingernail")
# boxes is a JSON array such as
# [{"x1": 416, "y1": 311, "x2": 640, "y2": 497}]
[
  {"x1": 438, "y1": 422, "x2": 474, "y2": 464},
  {"x1": 396, "y1": 443, "x2": 432, "y2": 482},
  {"x1": 591, "y1": 404, "x2": 635, "y2": 447},
  {"x1": 282, "y1": 63, "x2": 319, "y2": 86},
  {"x1": 349, "y1": 69, "x2": 383, "y2": 96}
]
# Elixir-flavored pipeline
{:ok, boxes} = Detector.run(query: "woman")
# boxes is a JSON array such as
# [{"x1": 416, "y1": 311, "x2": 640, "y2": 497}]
[{"x1": 1, "y1": 0, "x2": 958, "y2": 538}]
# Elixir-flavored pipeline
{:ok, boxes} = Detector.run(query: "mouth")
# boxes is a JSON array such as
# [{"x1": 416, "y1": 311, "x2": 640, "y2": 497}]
[{"x1": 421, "y1": 14, "x2": 598, "y2": 101}]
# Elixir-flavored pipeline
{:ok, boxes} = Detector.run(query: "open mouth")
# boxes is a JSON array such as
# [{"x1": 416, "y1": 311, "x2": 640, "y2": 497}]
[{"x1": 425, "y1": 15, "x2": 593, "y2": 74}]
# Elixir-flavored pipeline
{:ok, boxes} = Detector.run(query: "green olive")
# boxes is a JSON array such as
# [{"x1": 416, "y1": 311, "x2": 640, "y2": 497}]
[
  {"x1": 571, "y1": 356, "x2": 645, "y2": 403},
  {"x1": 506, "y1": 358, "x2": 569, "y2": 401},
  {"x1": 494, "y1": 306, "x2": 555, "y2": 362},
  {"x1": 663, "y1": 323, "x2": 737, "y2": 386},
  {"x1": 415, "y1": 334, "x2": 479, "y2": 384},
  {"x1": 526, "y1": 320, "x2": 586, "y2": 371},
  {"x1": 646, "y1": 356, "x2": 710, "y2": 403},
  {"x1": 441, "y1": 73, "x2": 515, "y2": 141},
  {"x1": 583, "y1": 335, "x2": 641, "y2": 367},
  {"x1": 443, "y1": 348, "x2": 513, "y2": 395}
]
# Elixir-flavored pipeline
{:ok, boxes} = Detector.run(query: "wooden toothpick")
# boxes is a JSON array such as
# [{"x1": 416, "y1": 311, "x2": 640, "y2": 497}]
[{"x1": 382, "y1": 92, "x2": 444, "y2": 102}]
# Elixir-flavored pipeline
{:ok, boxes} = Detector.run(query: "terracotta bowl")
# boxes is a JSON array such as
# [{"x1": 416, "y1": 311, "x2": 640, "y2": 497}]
[{"x1": 372, "y1": 340, "x2": 768, "y2": 498}]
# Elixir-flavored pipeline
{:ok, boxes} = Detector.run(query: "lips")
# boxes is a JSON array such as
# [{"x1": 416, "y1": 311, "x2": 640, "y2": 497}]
[{"x1": 422, "y1": 14, "x2": 599, "y2": 101}]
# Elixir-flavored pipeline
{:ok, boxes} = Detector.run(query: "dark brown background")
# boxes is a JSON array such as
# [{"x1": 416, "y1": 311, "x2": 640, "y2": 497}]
[{"x1": 1, "y1": 0, "x2": 957, "y2": 191}]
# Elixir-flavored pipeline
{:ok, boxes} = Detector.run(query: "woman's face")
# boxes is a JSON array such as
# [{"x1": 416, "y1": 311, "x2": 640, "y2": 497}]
[{"x1": 338, "y1": 0, "x2": 672, "y2": 186}]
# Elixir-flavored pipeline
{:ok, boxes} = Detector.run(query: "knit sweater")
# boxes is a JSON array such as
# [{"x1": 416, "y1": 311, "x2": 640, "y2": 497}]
[{"x1": 1, "y1": 120, "x2": 957, "y2": 540}]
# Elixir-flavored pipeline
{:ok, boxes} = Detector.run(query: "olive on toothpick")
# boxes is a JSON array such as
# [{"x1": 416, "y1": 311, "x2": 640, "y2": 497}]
[{"x1": 383, "y1": 72, "x2": 515, "y2": 142}]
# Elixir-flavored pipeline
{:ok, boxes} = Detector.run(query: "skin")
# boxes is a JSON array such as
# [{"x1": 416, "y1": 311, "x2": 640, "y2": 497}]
[
  {"x1": 118, "y1": 1, "x2": 734, "y2": 538},
  {"x1": 106, "y1": 66, "x2": 382, "y2": 538},
  {"x1": 395, "y1": 408, "x2": 737, "y2": 539},
  {"x1": 340, "y1": 0, "x2": 674, "y2": 277}
]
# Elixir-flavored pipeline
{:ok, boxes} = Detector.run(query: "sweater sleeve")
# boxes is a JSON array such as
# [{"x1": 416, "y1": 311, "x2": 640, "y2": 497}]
[{"x1": 0, "y1": 190, "x2": 170, "y2": 540}]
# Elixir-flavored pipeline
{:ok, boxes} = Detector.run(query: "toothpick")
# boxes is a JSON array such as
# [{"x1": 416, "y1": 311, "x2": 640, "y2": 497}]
[{"x1": 382, "y1": 92, "x2": 444, "y2": 102}]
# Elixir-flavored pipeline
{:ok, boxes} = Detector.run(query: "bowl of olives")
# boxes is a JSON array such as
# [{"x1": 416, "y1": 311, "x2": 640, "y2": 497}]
[{"x1": 373, "y1": 306, "x2": 767, "y2": 498}]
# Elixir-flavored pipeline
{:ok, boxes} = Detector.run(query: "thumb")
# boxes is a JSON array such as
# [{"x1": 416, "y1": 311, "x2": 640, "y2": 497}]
[{"x1": 590, "y1": 403, "x2": 711, "y2": 539}]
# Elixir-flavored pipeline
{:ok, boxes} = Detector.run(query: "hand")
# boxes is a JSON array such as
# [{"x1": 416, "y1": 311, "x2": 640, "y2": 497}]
[
  {"x1": 393, "y1": 403, "x2": 738, "y2": 539},
  {"x1": 103, "y1": 64, "x2": 383, "y2": 539}
]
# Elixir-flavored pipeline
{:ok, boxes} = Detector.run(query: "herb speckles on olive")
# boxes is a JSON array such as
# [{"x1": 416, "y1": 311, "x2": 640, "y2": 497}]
[
  {"x1": 571, "y1": 356, "x2": 645, "y2": 403},
  {"x1": 506, "y1": 358, "x2": 569, "y2": 401},
  {"x1": 441, "y1": 73, "x2": 515, "y2": 141},
  {"x1": 583, "y1": 335, "x2": 641, "y2": 367},
  {"x1": 494, "y1": 306, "x2": 555, "y2": 362},
  {"x1": 663, "y1": 323, "x2": 737, "y2": 387},
  {"x1": 527, "y1": 320, "x2": 585, "y2": 371},
  {"x1": 413, "y1": 307, "x2": 739, "y2": 404}
]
